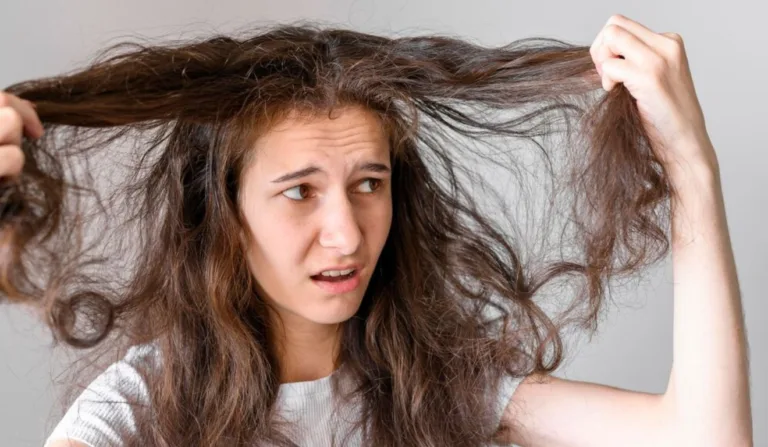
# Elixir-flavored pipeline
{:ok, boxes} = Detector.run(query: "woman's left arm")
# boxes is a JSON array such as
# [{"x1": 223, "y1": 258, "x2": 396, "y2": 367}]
[
  {"x1": 498, "y1": 143, "x2": 751, "y2": 447},
  {"x1": 498, "y1": 14, "x2": 753, "y2": 446},
  {"x1": 596, "y1": 13, "x2": 753, "y2": 442},
  {"x1": 663, "y1": 148, "x2": 752, "y2": 445}
]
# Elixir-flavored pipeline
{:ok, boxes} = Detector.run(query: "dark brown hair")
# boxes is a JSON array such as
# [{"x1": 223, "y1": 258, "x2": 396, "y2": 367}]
[{"x1": 1, "y1": 21, "x2": 674, "y2": 446}]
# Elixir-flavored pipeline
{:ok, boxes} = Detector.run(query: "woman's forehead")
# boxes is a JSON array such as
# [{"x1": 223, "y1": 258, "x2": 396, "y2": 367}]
[{"x1": 250, "y1": 106, "x2": 391, "y2": 164}]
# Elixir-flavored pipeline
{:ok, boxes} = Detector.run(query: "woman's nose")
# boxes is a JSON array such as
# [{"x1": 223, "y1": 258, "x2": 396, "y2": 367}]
[{"x1": 317, "y1": 194, "x2": 362, "y2": 256}]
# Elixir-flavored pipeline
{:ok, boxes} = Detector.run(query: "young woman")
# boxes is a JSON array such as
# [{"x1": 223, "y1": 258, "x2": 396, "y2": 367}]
[{"x1": 0, "y1": 14, "x2": 751, "y2": 446}]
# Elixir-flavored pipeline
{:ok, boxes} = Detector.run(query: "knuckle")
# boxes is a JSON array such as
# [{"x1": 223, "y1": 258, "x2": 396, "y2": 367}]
[
  {"x1": 666, "y1": 32, "x2": 684, "y2": 43},
  {"x1": 0, "y1": 92, "x2": 10, "y2": 108},
  {"x1": 607, "y1": 14, "x2": 626, "y2": 26},
  {"x1": 604, "y1": 24, "x2": 622, "y2": 40},
  {"x1": 668, "y1": 44, "x2": 682, "y2": 60},
  {"x1": 0, "y1": 107, "x2": 24, "y2": 145},
  {"x1": 663, "y1": 33, "x2": 685, "y2": 59},
  {"x1": 665, "y1": 35, "x2": 684, "y2": 58},
  {"x1": 0, "y1": 107, "x2": 23, "y2": 129}
]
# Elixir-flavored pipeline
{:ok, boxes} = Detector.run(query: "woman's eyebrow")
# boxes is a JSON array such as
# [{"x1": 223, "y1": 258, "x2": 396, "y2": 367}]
[{"x1": 271, "y1": 162, "x2": 391, "y2": 184}]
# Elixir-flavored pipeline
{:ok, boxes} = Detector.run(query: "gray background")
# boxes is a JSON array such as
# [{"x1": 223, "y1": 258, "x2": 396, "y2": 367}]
[{"x1": 1, "y1": 0, "x2": 765, "y2": 445}]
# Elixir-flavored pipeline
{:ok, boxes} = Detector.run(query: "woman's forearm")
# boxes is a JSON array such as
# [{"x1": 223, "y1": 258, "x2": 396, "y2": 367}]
[{"x1": 663, "y1": 151, "x2": 752, "y2": 445}]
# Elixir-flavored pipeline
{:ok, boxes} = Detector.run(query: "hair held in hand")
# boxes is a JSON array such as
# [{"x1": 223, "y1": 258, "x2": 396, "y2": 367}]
[{"x1": 1, "y1": 22, "x2": 674, "y2": 446}]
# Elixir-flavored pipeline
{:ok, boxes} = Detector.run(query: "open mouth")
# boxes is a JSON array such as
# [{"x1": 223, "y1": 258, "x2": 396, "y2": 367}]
[
  {"x1": 311, "y1": 270, "x2": 357, "y2": 282},
  {"x1": 310, "y1": 269, "x2": 361, "y2": 294}
]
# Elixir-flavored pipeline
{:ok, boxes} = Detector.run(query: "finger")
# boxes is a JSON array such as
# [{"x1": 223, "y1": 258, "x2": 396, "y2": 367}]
[
  {"x1": 590, "y1": 24, "x2": 632, "y2": 76},
  {"x1": 605, "y1": 14, "x2": 665, "y2": 48},
  {"x1": 17, "y1": 99, "x2": 44, "y2": 140},
  {"x1": 596, "y1": 24, "x2": 655, "y2": 72},
  {"x1": 0, "y1": 92, "x2": 44, "y2": 140},
  {"x1": 0, "y1": 107, "x2": 24, "y2": 147},
  {"x1": 661, "y1": 32, "x2": 682, "y2": 41},
  {"x1": 659, "y1": 32, "x2": 687, "y2": 58},
  {"x1": 599, "y1": 57, "x2": 635, "y2": 91},
  {"x1": 0, "y1": 144, "x2": 25, "y2": 178}
]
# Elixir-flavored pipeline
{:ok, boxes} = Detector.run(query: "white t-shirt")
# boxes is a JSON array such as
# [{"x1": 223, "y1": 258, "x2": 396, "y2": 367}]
[{"x1": 44, "y1": 342, "x2": 523, "y2": 446}]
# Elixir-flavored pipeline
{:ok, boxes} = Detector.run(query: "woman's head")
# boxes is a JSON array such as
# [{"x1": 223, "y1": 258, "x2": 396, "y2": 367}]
[
  {"x1": 1, "y1": 22, "x2": 674, "y2": 446},
  {"x1": 239, "y1": 104, "x2": 392, "y2": 327}
]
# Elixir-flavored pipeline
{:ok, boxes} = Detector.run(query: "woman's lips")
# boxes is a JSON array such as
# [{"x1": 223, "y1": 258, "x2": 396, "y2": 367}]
[{"x1": 310, "y1": 269, "x2": 361, "y2": 294}]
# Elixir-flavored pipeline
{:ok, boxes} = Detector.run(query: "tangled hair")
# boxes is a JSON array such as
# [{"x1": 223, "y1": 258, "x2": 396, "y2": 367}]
[{"x1": 1, "y1": 21, "x2": 674, "y2": 446}]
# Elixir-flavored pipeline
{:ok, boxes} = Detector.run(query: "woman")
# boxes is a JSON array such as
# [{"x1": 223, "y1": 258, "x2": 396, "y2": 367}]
[{"x1": 0, "y1": 14, "x2": 751, "y2": 446}]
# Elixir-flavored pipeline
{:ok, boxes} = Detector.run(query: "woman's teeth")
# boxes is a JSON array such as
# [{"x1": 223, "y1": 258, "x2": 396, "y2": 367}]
[{"x1": 319, "y1": 268, "x2": 355, "y2": 277}]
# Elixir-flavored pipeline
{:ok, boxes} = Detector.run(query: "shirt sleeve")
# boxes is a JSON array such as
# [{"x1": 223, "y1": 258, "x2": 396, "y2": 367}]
[
  {"x1": 43, "y1": 344, "x2": 155, "y2": 447},
  {"x1": 494, "y1": 373, "x2": 524, "y2": 430}
]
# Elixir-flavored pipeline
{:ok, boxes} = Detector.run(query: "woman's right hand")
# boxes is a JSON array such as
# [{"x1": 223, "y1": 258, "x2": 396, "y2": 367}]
[{"x1": 0, "y1": 91, "x2": 44, "y2": 178}]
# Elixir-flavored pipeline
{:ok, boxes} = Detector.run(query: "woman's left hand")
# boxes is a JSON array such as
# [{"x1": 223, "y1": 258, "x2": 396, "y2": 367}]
[{"x1": 590, "y1": 14, "x2": 719, "y2": 177}]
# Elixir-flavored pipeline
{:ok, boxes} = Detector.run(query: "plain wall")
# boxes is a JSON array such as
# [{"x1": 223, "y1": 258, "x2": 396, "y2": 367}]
[{"x1": 1, "y1": 0, "x2": 765, "y2": 445}]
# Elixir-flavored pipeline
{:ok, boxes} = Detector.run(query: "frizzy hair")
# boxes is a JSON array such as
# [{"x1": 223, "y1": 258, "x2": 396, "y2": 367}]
[{"x1": 1, "y1": 21, "x2": 674, "y2": 446}]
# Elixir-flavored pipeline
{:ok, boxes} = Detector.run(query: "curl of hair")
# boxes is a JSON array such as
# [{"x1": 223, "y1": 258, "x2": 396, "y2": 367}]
[{"x1": 1, "y1": 21, "x2": 674, "y2": 446}]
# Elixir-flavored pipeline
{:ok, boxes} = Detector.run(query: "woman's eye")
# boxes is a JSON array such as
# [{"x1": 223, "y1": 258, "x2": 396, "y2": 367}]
[
  {"x1": 358, "y1": 178, "x2": 382, "y2": 193},
  {"x1": 282, "y1": 184, "x2": 311, "y2": 201},
  {"x1": 281, "y1": 179, "x2": 382, "y2": 202}
]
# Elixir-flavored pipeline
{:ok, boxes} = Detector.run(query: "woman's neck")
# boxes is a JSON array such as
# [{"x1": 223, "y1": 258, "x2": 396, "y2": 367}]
[{"x1": 270, "y1": 314, "x2": 343, "y2": 383}]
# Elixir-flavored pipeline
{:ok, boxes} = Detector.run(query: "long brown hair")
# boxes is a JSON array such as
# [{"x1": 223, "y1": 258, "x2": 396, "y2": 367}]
[{"x1": 1, "y1": 21, "x2": 673, "y2": 446}]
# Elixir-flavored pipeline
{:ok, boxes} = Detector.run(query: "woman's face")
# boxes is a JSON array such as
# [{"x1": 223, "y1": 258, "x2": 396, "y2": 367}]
[{"x1": 239, "y1": 105, "x2": 393, "y2": 327}]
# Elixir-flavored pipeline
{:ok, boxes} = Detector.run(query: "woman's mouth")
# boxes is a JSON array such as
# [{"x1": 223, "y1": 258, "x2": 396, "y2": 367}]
[{"x1": 310, "y1": 269, "x2": 361, "y2": 293}]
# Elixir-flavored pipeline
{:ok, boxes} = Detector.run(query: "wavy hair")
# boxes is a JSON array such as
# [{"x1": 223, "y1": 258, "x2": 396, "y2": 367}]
[{"x1": 1, "y1": 21, "x2": 673, "y2": 446}]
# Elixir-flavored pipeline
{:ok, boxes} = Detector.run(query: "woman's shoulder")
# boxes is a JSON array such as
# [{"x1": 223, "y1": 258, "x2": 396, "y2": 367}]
[{"x1": 43, "y1": 341, "x2": 160, "y2": 447}]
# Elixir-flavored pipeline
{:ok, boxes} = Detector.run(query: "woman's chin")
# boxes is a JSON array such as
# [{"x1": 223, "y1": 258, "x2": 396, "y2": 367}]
[{"x1": 305, "y1": 295, "x2": 364, "y2": 325}]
